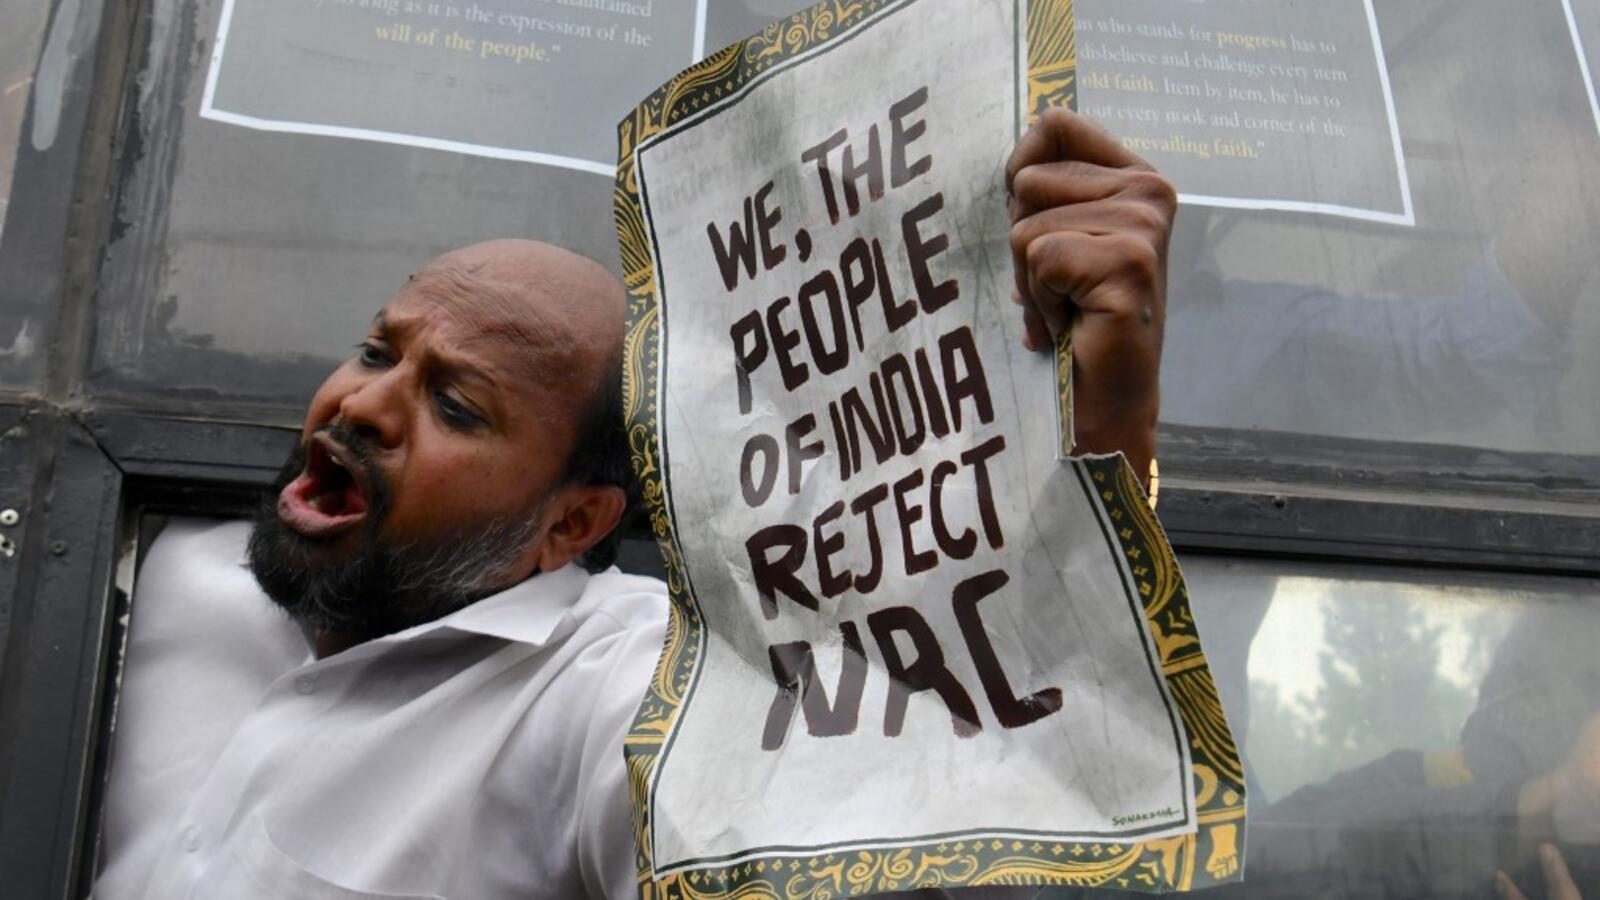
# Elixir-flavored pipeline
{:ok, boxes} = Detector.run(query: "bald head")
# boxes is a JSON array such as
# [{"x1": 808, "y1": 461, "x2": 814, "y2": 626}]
[
  {"x1": 406, "y1": 239, "x2": 627, "y2": 381},
  {"x1": 417, "y1": 239, "x2": 624, "y2": 318}
]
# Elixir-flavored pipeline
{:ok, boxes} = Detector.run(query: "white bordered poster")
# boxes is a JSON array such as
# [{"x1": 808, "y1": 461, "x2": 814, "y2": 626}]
[{"x1": 613, "y1": 0, "x2": 1246, "y2": 894}]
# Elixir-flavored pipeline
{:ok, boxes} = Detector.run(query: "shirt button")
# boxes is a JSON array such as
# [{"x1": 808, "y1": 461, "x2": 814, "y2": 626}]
[
  {"x1": 182, "y1": 825, "x2": 203, "y2": 852},
  {"x1": 294, "y1": 674, "x2": 318, "y2": 695}
]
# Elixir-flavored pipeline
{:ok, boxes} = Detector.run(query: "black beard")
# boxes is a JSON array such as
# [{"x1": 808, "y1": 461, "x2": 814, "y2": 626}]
[{"x1": 247, "y1": 423, "x2": 543, "y2": 644}]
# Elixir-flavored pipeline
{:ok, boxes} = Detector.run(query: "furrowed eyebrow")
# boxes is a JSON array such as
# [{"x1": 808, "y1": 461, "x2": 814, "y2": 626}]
[
  {"x1": 369, "y1": 317, "x2": 496, "y2": 388},
  {"x1": 369, "y1": 311, "x2": 420, "y2": 345},
  {"x1": 430, "y1": 352, "x2": 500, "y2": 391}
]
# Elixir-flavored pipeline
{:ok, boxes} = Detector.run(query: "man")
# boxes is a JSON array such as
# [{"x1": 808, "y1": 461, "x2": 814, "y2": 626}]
[{"x1": 94, "y1": 109, "x2": 1173, "y2": 898}]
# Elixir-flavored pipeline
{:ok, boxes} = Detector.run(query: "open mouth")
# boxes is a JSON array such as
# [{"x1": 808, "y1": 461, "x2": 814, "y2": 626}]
[{"x1": 276, "y1": 433, "x2": 372, "y2": 539}]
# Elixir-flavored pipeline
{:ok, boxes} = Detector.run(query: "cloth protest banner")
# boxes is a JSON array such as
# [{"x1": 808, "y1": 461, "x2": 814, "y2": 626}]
[{"x1": 614, "y1": 0, "x2": 1245, "y2": 893}]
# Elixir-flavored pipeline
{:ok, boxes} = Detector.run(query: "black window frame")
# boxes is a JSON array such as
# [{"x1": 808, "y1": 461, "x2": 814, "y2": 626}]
[{"x1": 0, "y1": 0, "x2": 1596, "y2": 897}]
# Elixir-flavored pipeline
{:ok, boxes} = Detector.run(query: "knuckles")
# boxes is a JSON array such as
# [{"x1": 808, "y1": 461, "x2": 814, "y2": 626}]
[
  {"x1": 1008, "y1": 165, "x2": 1176, "y2": 237},
  {"x1": 1120, "y1": 199, "x2": 1170, "y2": 238},
  {"x1": 1007, "y1": 114, "x2": 1173, "y2": 309},
  {"x1": 1008, "y1": 216, "x2": 1036, "y2": 256},
  {"x1": 1008, "y1": 202, "x2": 1168, "y2": 286},
  {"x1": 1126, "y1": 170, "x2": 1178, "y2": 216},
  {"x1": 1106, "y1": 233, "x2": 1161, "y2": 285},
  {"x1": 1023, "y1": 230, "x2": 1076, "y2": 276}
]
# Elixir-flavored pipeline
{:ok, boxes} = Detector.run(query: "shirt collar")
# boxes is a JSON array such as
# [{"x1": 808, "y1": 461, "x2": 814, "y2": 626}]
[{"x1": 378, "y1": 563, "x2": 591, "y2": 648}]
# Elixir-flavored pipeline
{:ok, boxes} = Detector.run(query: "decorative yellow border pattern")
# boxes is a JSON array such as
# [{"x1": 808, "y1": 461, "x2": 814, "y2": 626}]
[
  {"x1": 613, "y1": 2, "x2": 1244, "y2": 895},
  {"x1": 1026, "y1": 0, "x2": 1080, "y2": 459}
]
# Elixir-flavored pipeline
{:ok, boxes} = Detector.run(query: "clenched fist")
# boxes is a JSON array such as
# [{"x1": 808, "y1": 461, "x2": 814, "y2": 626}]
[{"x1": 1007, "y1": 107, "x2": 1176, "y2": 489}]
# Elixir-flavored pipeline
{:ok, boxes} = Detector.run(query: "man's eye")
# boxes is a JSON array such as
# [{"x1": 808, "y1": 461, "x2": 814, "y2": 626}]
[
  {"x1": 355, "y1": 342, "x2": 391, "y2": 368},
  {"x1": 433, "y1": 390, "x2": 485, "y2": 430}
]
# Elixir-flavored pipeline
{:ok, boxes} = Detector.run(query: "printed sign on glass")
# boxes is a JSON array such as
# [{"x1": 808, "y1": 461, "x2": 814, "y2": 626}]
[
  {"x1": 201, "y1": 0, "x2": 707, "y2": 174},
  {"x1": 1076, "y1": 0, "x2": 1413, "y2": 224}
]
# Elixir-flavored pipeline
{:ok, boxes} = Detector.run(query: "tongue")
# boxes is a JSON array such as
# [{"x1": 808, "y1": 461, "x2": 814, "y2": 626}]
[
  {"x1": 277, "y1": 470, "x2": 367, "y2": 538},
  {"x1": 312, "y1": 492, "x2": 342, "y2": 515}
]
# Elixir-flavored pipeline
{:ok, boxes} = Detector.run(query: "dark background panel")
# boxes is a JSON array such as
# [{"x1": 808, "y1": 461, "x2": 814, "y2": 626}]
[{"x1": 0, "y1": 0, "x2": 1595, "y2": 897}]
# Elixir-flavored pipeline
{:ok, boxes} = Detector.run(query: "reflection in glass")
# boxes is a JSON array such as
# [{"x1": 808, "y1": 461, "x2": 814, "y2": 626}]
[
  {"x1": 1158, "y1": 0, "x2": 1600, "y2": 455},
  {"x1": 1188, "y1": 557, "x2": 1600, "y2": 899},
  {"x1": 0, "y1": 0, "x2": 53, "y2": 243},
  {"x1": 0, "y1": 0, "x2": 56, "y2": 391},
  {"x1": 89, "y1": 0, "x2": 844, "y2": 419}
]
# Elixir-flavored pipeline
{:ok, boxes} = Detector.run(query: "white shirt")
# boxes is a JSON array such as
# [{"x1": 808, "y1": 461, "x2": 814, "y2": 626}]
[
  {"x1": 94, "y1": 518, "x2": 668, "y2": 900},
  {"x1": 94, "y1": 519, "x2": 1032, "y2": 900}
]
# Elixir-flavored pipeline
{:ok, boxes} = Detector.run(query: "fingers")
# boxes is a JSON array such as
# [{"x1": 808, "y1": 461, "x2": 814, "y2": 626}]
[
  {"x1": 1542, "y1": 844, "x2": 1583, "y2": 900},
  {"x1": 1020, "y1": 229, "x2": 1163, "y2": 323},
  {"x1": 1010, "y1": 160, "x2": 1176, "y2": 213},
  {"x1": 1012, "y1": 198, "x2": 1175, "y2": 256},
  {"x1": 1007, "y1": 166, "x2": 1174, "y2": 349},
  {"x1": 1012, "y1": 286, "x2": 1052, "y2": 352},
  {"x1": 1005, "y1": 108, "x2": 1145, "y2": 192},
  {"x1": 1021, "y1": 233, "x2": 1078, "y2": 340},
  {"x1": 1496, "y1": 871, "x2": 1531, "y2": 900},
  {"x1": 1495, "y1": 846, "x2": 1585, "y2": 900}
]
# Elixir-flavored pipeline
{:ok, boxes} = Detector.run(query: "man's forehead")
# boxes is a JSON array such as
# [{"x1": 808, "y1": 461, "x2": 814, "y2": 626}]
[
  {"x1": 374, "y1": 280, "x2": 610, "y2": 409},
  {"x1": 377, "y1": 285, "x2": 557, "y2": 351},
  {"x1": 367, "y1": 239, "x2": 625, "y2": 398}
]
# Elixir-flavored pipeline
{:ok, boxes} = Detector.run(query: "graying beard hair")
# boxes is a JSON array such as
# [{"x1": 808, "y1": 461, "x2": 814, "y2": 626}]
[{"x1": 384, "y1": 500, "x2": 549, "y2": 622}]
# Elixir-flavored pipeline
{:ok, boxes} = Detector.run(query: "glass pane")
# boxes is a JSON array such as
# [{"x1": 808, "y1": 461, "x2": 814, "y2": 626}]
[
  {"x1": 0, "y1": 0, "x2": 56, "y2": 394},
  {"x1": 0, "y1": 0, "x2": 53, "y2": 244},
  {"x1": 702, "y1": 0, "x2": 812, "y2": 50},
  {"x1": 88, "y1": 0, "x2": 839, "y2": 422},
  {"x1": 1181, "y1": 556, "x2": 1600, "y2": 898},
  {"x1": 1096, "y1": 0, "x2": 1600, "y2": 456},
  {"x1": 91, "y1": 0, "x2": 1600, "y2": 464}
]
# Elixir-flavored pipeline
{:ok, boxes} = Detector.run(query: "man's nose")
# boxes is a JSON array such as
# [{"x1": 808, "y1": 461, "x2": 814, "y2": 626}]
[{"x1": 336, "y1": 371, "x2": 406, "y2": 448}]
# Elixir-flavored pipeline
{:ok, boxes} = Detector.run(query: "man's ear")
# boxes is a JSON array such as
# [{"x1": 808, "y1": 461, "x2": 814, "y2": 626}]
[{"x1": 529, "y1": 484, "x2": 627, "y2": 573}]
